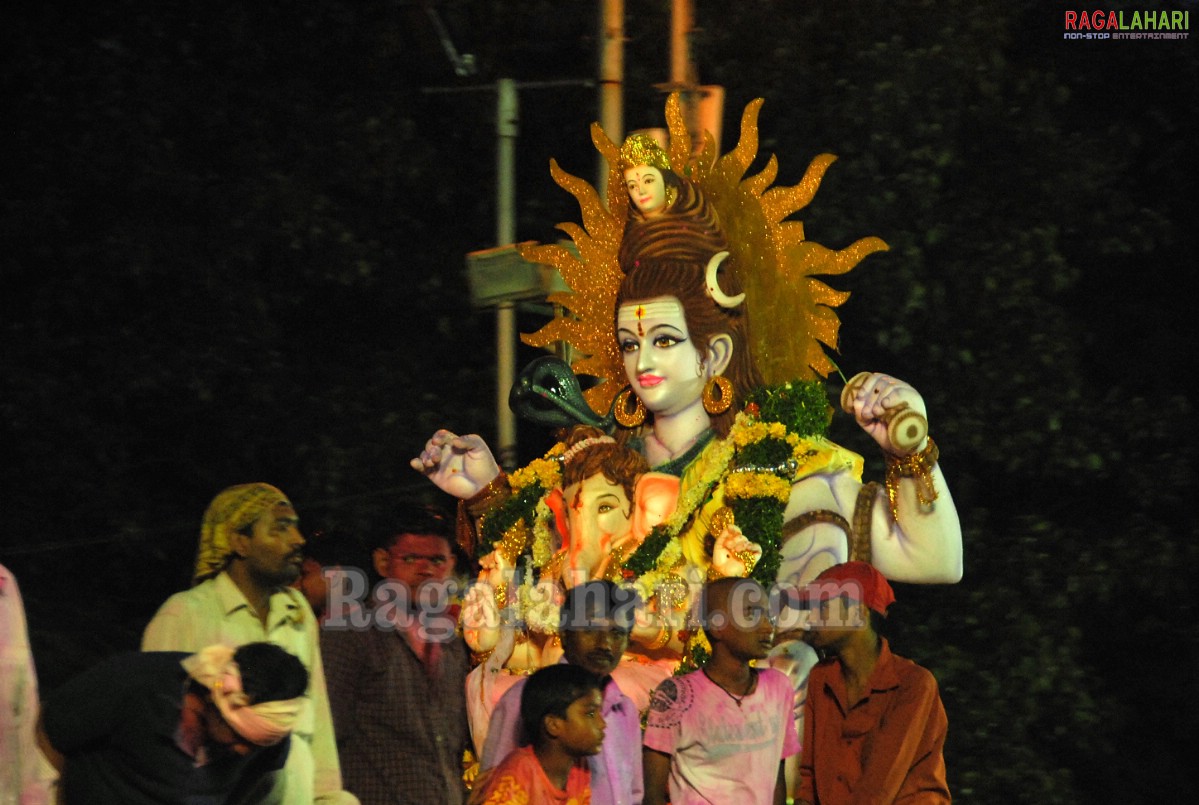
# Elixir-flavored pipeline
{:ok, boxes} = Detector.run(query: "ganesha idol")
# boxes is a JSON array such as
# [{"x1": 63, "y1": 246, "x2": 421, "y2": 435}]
[
  {"x1": 428, "y1": 425, "x2": 723, "y2": 754},
  {"x1": 412, "y1": 93, "x2": 963, "y2": 759}
]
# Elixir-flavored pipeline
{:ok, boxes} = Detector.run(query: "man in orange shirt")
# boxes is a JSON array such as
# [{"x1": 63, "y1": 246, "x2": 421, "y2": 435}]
[{"x1": 798, "y1": 562, "x2": 950, "y2": 804}]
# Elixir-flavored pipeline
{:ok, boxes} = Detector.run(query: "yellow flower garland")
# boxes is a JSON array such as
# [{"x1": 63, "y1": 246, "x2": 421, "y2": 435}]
[
  {"x1": 530, "y1": 498, "x2": 555, "y2": 567},
  {"x1": 723, "y1": 471, "x2": 792, "y2": 503},
  {"x1": 509, "y1": 443, "x2": 565, "y2": 492}
]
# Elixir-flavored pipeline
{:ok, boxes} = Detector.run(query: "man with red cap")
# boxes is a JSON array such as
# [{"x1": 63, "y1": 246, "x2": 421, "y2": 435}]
[{"x1": 797, "y1": 561, "x2": 950, "y2": 804}]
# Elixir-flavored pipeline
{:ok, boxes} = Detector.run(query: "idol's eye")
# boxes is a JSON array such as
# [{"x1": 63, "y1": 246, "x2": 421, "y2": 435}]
[
  {"x1": 653, "y1": 334, "x2": 683, "y2": 348},
  {"x1": 619, "y1": 338, "x2": 639, "y2": 353}
]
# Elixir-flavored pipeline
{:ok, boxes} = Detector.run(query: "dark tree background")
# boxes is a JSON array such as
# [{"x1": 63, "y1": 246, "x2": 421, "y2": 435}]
[{"x1": 3, "y1": 1, "x2": 1195, "y2": 802}]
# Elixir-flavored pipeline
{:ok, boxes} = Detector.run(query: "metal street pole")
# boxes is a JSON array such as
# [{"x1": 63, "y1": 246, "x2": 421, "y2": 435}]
[
  {"x1": 425, "y1": 77, "x2": 593, "y2": 470},
  {"x1": 495, "y1": 78, "x2": 519, "y2": 470},
  {"x1": 664, "y1": 0, "x2": 722, "y2": 156},
  {"x1": 598, "y1": 0, "x2": 625, "y2": 197},
  {"x1": 421, "y1": 0, "x2": 594, "y2": 470},
  {"x1": 670, "y1": 0, "x2": 694, "y2": 89},
  {"x1": 670, "y1": 0, "x2": 699, "y2": 140}
]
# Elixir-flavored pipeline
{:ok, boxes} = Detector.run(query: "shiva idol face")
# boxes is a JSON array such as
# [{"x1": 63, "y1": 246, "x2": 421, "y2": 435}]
[
  {"x1": 623, "y1": 164, "x2": 668, "y2": 217},
  {"x1": 617, "y1": 296, "x2": 709, "y2": 419}
]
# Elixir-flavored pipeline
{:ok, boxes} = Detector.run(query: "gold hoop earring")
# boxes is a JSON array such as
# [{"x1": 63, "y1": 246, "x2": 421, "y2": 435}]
[
  {"x1": 702, "y1": 376, "x2": 734, "y2": 415},
  {"x1": 613, "y1": 387, "x2": 647, "y2": 427}
]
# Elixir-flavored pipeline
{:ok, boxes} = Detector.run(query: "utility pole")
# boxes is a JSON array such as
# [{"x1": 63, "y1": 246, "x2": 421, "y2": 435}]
[
  {"x1": 663, "y1": 0, "x2": 723, "y2": 156},
  {"x1": 429, "y1": 79, "x2": 592, "y2": 470},
  {"x1": 494, "y1": 79, "x2": 519, "y2": 470},
  {"x1": 598, "y1": 0, "x2": 625, "y2": 196},
  {"x1": 423, "y1": 5, "x2": 615, "y2": 469},
  {"x1": 670, "y1": 0, "x2": 696, "y2": 90}
]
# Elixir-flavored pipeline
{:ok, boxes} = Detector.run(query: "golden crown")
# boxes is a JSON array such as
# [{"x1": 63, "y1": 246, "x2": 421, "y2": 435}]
[{"x1": 619, "y1": 132, "x2": 671, "y2": 172}]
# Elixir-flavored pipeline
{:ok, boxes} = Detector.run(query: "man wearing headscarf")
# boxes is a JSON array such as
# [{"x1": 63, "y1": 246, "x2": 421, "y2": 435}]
[
  {"x1": 39, "y1": 642, "x2": 307, "y2": 805},
  {"x1": 143, "y1": 484, "x2": 356, "y2": 805}
]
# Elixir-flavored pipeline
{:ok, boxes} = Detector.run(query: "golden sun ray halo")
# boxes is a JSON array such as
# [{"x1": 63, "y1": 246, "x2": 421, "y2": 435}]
[{"x1": 519, "y1": 93, "x2": 888, "y2": 416}]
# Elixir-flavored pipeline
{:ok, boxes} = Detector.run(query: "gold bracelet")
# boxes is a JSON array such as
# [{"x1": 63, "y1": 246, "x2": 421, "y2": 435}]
[
  {"x1": 647, "y1": 623, "x2": 671, "y2": 650},
  {"x1": 736, "y1": 549, "x2": 760, "y2": 574},
  {"x1": 884, "y1": 436, "x2": 940, "y2": 519},
  {"x1": 465, "y1": 473, "x2": 510, "y2": 519},
  {"x1": 497, "y1": 522, "x2": 530, "y2": 565}
]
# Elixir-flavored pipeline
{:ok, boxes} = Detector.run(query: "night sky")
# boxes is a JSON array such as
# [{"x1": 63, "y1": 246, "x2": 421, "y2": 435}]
[{"x1": 4, "y1": 2, "x2": 1197, "y2": 801}]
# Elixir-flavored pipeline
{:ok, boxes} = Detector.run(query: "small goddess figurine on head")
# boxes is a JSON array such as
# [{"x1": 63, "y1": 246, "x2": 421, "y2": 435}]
[
  {"x1": 620, "y1": 132, "x2": 679, "y2": 220},
  {"x1": 617, "y1": 133, "x2": 727, "y2": 271}
]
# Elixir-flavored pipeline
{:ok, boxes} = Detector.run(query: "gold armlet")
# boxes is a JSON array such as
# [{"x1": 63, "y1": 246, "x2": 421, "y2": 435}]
[
  {"x1": 850, "y1": 482, "x2": 881, "y2": 563},
  {"x1": 884, "y1": 437, "x2": 940, "y2": 519},
  {"x1": 465, "y1": 473, "x2": 511, "y2": 518}
]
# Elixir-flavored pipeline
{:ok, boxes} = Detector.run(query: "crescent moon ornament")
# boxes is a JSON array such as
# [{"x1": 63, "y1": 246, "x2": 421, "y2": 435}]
[{"x1": 705, "y1": 251, "x2": 745, "y2": 309}]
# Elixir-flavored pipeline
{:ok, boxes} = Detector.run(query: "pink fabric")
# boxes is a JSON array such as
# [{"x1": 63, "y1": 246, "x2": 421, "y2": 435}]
[
  {"x1": 215, "y1": 692, "x2": 296, "y2": 747},
  {"x1": 180, "y1": 645, "x2": 301, "y2": 747},
  {"x1": 469, "y1": 745, "x2": 591, "y2": 805},
  {"x1": 643, "y1": 666, "x2": 800, "y2": 805}
]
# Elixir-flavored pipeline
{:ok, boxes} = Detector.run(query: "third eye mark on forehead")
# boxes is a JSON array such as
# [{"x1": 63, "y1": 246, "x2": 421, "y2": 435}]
[
  {"x1": 616, "y1": 324, "x2": 686, "y2": 342},
  {"x1": 618, "y1": 300, "x2": 684, "y2": 323}
]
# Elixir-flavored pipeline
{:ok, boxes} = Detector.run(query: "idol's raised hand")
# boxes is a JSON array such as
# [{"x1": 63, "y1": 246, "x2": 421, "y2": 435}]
[
  {"x1": 410, "y1": 429, "x2": 501, "y2": 499},
  {"x1": 840, "y1": 372, "x2": 930, "y2": 457}
]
